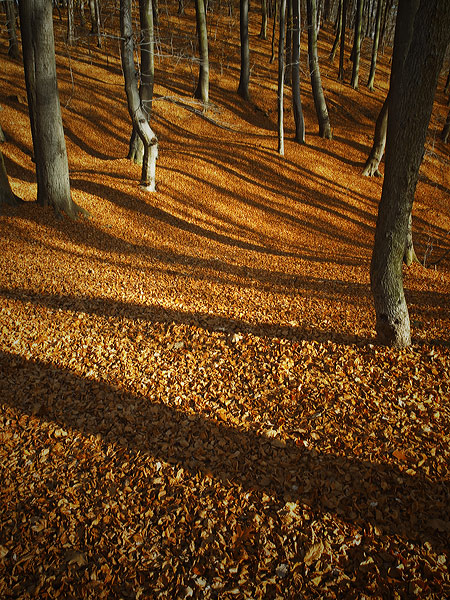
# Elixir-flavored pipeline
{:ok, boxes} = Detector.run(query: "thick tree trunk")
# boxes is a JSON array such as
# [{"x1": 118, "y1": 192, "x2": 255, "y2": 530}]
[
  {"x1": 0, "y1": 150, "x2": 21, "y2": 207},
  {"x1": 194, "y1": 0, "x2": 209, "y2": 104},
  {"x1": 18, "y1": 0, "x2": 84, "y2": 218},
  {"x1": 367, "y1": 0, "x2": 383, "y2": 90},
  {"x1": 120, "y1": 0, "x2": 158, "y2": 191},
  {"x1": 362, "y1": 92, "x2": 388, "y2": 176},
  {"x1": 292, "y1": 0, "x2": 305, "y2": 143},
  {"x1": 370, "y1": 0, "x2": 450, "y2": 347},
  {"x1": 306, "y1": 0, "x2": 332, "y2": 139},
  {"x1": 350, "y1": 0, "x2": 363, "y2": 89},
  {"x1": 338, "y1": 0, "x2": 347, "y2": 80},
  {"x1": 278, "y1": 0, "x2": 287, "y2": 155},
  {"x1": 5, "y1": 0, "x2": 20, "y2": 59},
  {"x1": 128, "y1": 0, "x2": 155, "y2": 164},
  {"x1": 238, "y1": 0, "x2": 250, "y2": 100}
]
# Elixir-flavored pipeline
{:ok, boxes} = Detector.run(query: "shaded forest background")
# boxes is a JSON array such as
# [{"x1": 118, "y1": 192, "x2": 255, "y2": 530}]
[{"x1": 0, "y1": 1, "x2": 450, "y2": 598}]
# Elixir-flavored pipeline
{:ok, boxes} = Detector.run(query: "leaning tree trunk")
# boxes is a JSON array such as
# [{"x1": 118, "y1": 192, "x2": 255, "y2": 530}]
[
  {"x1": 350, "y1": 0, "x2": 363, "y2": 89},
  {"x1": 292, "y1": 0, "x2": 305, "y2": 143},
  {"x1": 329, "y1": 0, "x2": 341, "y2": 62},
  {"x1": 194, "y1": 0, "x2": 209, "y2": 104},
  {"x1": 5, "y1": 0, "x2": 20, "y2": 59},
  {"x1": 367, "y1": 0, "x2": 383, "y2": 90},
  {"x1": 362, "y1": 92, "x2": 388, "y2": 176},
  {"x1": 120, "y1": 0, "x2": 158, "y2": 191},
  {"x1": 370, "y1": 0, "x2": 450, "y2": 347},
  {"x1": 306, "y1": 0, "x2": 332, "y2": 139},
  {"x1": 278, "y1": 0, "x2": 287, "y2": 155},
  {"x1": 129, "y1": 0, "x2": 155, "y2": 165},
  {"x1": 18, "y1": 0, "x2": 85, "y2": 218},
  {"x1": 0, "y1": 150, "x2": 21, "y2": 207},
  {"x1": 238, "y1": 0, "x2": 250, "y2": 100}
]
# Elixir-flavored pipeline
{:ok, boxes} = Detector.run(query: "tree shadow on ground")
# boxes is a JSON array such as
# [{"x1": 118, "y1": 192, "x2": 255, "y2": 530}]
[{"x1": 1, "y1": 349, "x2": 448, "y2": 553}]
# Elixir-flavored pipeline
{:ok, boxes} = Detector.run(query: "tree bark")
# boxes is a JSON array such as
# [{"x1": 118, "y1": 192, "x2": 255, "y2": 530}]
[
  {"x1": 120, "y1": 0, "x2": 158, "y2": 191},
  {"x1": 362, "y1": 92, "x2": 388, "y2": 176},
  {"x1": 441, "y1": 108, "x2": 450, "y2": 143},
  {"x1": 194, "y1": 0, "x2": 209, "y2": 104},
  {"x1": 338, "y1": 0, "x2": 347, "y2": 80},
  {"x1": 0, "y1": 150, "x2": 21, "y2": 207},
  {"x1": 238, "y1": 0, "x2": 250, "y2": 100},
  {"x1": 278, "y1": 0, "x2": 287, "y2": 155},
  {"x1": 270, "y1": 0, "x2": 278, "y2": 64},
  {"x1": 67, "y1": 0, "x2": 75, "y2": 46},
  {"x1": 329, "y1": 0, "x2": 341, "y2": 62},
  {"x1": 259, "y1": 0, "x2": 268, "y2": 38},
  {"x1": 306, "y1": 0, "x2": 332, "y2": 138},
  {"x1": 367, "y1": 0, "x2": 383, "y2": 90},
  {"x1": 5, "y1": 0, "x2": 20, "y2": 59},
  {"x1": 128, "y1": 0, "x2": 155, "y2": 165},
  {"x1": 18, "y1": 0, "x2": 84, "y2": 218},
  {"x1": 350, "y1": 0, "x2": 363, "y2": 89},
  {"x1": 284, "y1": 0, "x2": 292, "y2": 85},
  {"x1": 292, "y1": 0, "x2": 305, "y2": 143},
  {"x1": 370, "y1": 0, "x2": 450, "y2": 347}
]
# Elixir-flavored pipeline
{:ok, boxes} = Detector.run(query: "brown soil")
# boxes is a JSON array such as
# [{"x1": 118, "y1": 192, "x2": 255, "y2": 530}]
[{"x1": 0, "y1": 6, "x2": 449, "y2": 599}]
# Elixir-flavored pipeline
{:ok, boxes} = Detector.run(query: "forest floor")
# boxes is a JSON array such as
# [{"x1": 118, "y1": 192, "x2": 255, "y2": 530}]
[{"x1": 0, "y1": 4, "x2": 449, "y2": 599}]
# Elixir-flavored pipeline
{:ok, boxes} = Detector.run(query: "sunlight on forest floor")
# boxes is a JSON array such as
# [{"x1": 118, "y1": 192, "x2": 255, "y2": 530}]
[{"x1": 0, "y1": 4, "x2": 449, "y2": 598}]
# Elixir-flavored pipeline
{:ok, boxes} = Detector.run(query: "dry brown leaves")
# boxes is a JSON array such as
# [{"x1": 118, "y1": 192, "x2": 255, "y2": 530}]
[{"x1": 0, "y1": 3, "x2": 449, "y2": 599}]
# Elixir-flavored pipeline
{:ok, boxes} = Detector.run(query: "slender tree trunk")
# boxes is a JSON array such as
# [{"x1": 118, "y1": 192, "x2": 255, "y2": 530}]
[
  {"x1": 259, "y1": 0, "x2": 268, "y2": 38},
  {"x1": 306, "y1": 0, "x2": 332, "y2": 138},
  {"x1": 89, "y1": 0, "x2": 101, "y2": 47},
  {"x1": 120, "y1": 0, "x2": 158, "y2": 191},
  {"x1": 238, "y1": 0, "x2": 250, "y2": 100},
  {"x1": 0, "y1": 150, "x2": 22, "y2": 206},
  {"x1": 278, "y1": 0, "x2": 287, "y2": 154},
  {"x1": 444, "y1": 67, "x2": 450, "y2": 95},
  {"x1": 441, "y1": 108, "x2": 450, "y2": 143},
  {"x1": 370, "y1": 0, "x2": 450, "y2": 347},
  {"x1": 5, "y1": 0, "x2": 20, "y2": 59},
  {"x1": 292, "y1": 0, "x2": 305, "y2": 143},
  {"x1": 194, "y1": 0, "x2": 210, "y2": 104},
  {"x1": 285, "y1": 0, "x2": 292, "y2": 85},
  {"x1": 67, "y1": 0, "x2": 75, "y2": 45},
  {"x1": 338, "y1": 0, "x2": 347, "y2": 80},
  {"x1": 128, "y1": 0, "x2": 155, "y2": 164},
  {"x1": 270, "y1": 0, "x2": 278, "y2": 64},
  {"x1": 329, "y1": 0, "x2": 341, "y2": 62},
  {"x1": 367, "y1": 0, "x2": 383, "y2": 90},
  {"x1": 362, "y1": 92, "x2": 388, "y2": 176},
  {"x1": 18, "y1": 0, "x2": 84, "y2": 218},
  {"x1": 350, "y1": 0, "x2": 363, "y2": 88}
]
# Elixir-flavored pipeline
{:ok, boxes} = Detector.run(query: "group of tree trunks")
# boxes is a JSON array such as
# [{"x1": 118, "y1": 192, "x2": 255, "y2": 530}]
[{"x1": 2, "y1": 0, "x2": 450, "y2": 347}]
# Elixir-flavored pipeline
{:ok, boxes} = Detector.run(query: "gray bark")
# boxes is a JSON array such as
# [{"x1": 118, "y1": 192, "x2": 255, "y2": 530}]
[
  {"x1": 370, "y1": 0, "x2": 450, "y2": 347},
  {"x1": 367, "y1": 0, "x2": 383, "y2": 90},
  {"x1": 194, "y1": 0, "x2": 209, "y2": 104},
  {"x1": 362, "y1": 92, "x2": 388, "y2": 176},
  {"x1": 292, "y1": 0, "x2": 305, "y2": 143},
  {"x1": 259, "y1": 0, "x2": 268, "y2": 38},
  {"x1": 0, "y1": 150, "x2": 21, "y2": 206},
  {"x1": 338, "y1": 0, "x2": 347, "y2": 80},
  {"x1": 238, "y1": 0, "x2": 250, "y2": 100},
  {"x1": 306, "y1": 0, "x2": 332, "y2": 138},
  {"x1": 329, "y1": 0, "x2": 341, "y2": 62},
  {"x1": 120, "y1": 0, "x2": 158, "y2": 191},
  {"x1": 278, "y1": 0, "x2": 287, "y2": 155},
  {"x1": 350, "y1": 0, "x2": 363, "y2": 89},
  {"x1": 441, "y1": 108, "x2": 450, "y2": 143},
  {"x1": 6, "y1": 0, "x2": 20, "y2": 59}
]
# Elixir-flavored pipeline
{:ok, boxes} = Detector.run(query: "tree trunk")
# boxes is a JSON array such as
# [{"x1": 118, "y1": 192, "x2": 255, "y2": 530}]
[
  {"x1": 89, "y1": 0, "x2": 102, "y2": 47},
  {"x1": 329, "y1": 0, "x2": 341, "y2": 62},
  {"x1": 194, "y1": 0, "x2": 209, "y2": 104},
  {"x1": 367, "y1": 0, "x2": 383, "y2": 90},
  {"x1": 370, "y1": 0, "x2": 450, "y2": 347},
  {"x1": 362, "y1": 92, "x2": 388, "y2": 176},
  {"x1": 67, "y1": 0, "x2": 75, "y2": 45},
  {"x1": 441, "y1": 108, "x2": 450, "y2": 143},
  {"x1": 338, "y1": 0, "x2": 347, "y2": 80},
  {"x1": 0, "y1": 150, "x2": 21, "y2": 207},
  {"x1": 238, "y1": 0, "x2": 250, "y2": 100},
  {"x1": 5, "y1": 0, "x2": 20, "y2": 59},
  {"x1": 128, "y1": 0, "x2": 155, "y2": 164},
  {"x1": 292, "y1": 0, "x2": 305, "y2": 143},
  {"x1": 259, "y1": 0, "x2": 268, "y2": 38},
  {"x1": 284, "y1": 0, "x2": 292, "y2": 85},
  {"x1": 306, "y1": 0, "x2": 332, "y2": 138},
  {"x1": 270, "y1": 0, "x2": 278, "y2": 64},
  {"x1": 278, "y1": 0, "x2": 287, "y2": 155},
  {"x1": 18, "y1": 0, "x2": 84, "y2": 218},
  {"x1": 350, "y1": 0, "x2": 363, "y2": 88},
  {"x1": 120, "y1": 0, "x2": 158, "y2": 191}
]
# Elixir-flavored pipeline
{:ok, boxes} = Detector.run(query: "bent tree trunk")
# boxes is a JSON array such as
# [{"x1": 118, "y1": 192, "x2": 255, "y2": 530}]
[
  {"x1": 370, "y1": 0, "x2": 450, "y2": 347},
  {"x1": 194, "y1": 0, "x2": 209, "y2": 104},
  {"x1": 306, "y1": 0, "x2": 332, "y2": 139},
  {"x1": 129, "y1": 0, "x2": 155, "y2": 164},
  {"x1": 292, "y1": 0, "x2": 305, "y2": 143},
  {"x1": 362, "y1": 92, "x2": 388, "y2": 176},
  {"x1": 120, "y1": 0, "x2": 158, "y2": 191},
  {"x1": 18, "y1": 0, "x2": 84, "y2": 218},
  {"x1": 237, "y1": 0, "x2": 250, "y2": 100}
]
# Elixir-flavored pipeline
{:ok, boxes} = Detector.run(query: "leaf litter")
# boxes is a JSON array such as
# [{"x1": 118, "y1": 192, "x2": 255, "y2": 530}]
[{"x1": 0, "y1": 4, "x2": 450, "y2": 599}]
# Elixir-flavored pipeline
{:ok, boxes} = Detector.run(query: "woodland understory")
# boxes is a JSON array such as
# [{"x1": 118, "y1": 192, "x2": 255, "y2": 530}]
[{"x1": 0, "y1": 2, "x2": 449, "y2": 598}]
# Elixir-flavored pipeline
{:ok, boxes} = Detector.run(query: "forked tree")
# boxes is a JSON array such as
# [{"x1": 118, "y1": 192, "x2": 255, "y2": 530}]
[
  {"x1": 18, "y1": 0, "x2": 86, "y2": 218},
  {"x1": 370, "y1": 0, "x2": 450, "y2": 347}
]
